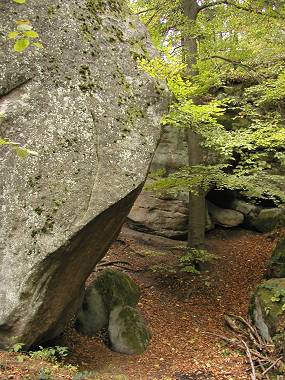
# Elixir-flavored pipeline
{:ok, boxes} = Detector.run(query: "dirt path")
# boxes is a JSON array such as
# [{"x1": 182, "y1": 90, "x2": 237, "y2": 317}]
[{"x1": 60, "y1": 227, "x2": 277, "y2": 380}]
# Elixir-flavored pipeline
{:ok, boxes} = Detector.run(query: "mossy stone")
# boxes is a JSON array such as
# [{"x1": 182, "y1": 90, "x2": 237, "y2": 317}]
[
  {"x1": 267, "y1": 237, "x2": 285, "y2": 278},
  {"x1": 108, "y1": 305, "x2": 151, "y2": 355},
  {"x1": 94, "y1": 269, "x2": 140, "y2": 313},
  {"x1": 252, "y1": 208, "x2": 285, "y2": 233},
  {"x1": 76, "y1": 288, "x2": 108, "y2": 336},
  {"x1": 250, "y1": 278, "x2": 285, "y2": 348}
]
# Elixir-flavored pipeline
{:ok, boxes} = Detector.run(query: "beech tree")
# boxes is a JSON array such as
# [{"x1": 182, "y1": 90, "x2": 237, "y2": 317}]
[{"x1": 132, "y1": 0, "x2": 285, "y2": 247}]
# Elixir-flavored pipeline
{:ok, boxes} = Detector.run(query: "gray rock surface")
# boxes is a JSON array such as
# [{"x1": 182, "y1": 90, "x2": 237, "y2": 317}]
[
  {"x1": 109, "y1": 305, "x2": 151, "y2": 355},
  {"x1": 207, "y1": 201, "x2": 244, "y2": 228},
  {"x1": 0, "y1": 0, "x2": 167, "y2": 349}
]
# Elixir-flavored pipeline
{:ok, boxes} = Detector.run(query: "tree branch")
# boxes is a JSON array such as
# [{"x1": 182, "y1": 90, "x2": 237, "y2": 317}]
[
  {"x1": 197, "y1": 0, "x2": 284, "y2": 19},
  {"x1": 135, "y1": 7, "x2": 156, "y2": 15}
]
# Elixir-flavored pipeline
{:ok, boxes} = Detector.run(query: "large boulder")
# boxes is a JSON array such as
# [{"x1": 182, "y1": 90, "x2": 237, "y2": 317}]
[
  {"x1": 250, "y1": 279, "x2": 285, "y2": 346},
  {"x1": 0, "y1": 0, "x2": 167, "y2": 349},
  {"x1": 109, "y1": 305, "x2": 151, "y2": 355},
  {"x1": 127, "y1": 192, "x2": 189, "y2": 238}
]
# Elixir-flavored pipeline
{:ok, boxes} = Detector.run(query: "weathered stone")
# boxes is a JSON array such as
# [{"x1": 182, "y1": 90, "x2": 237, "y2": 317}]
[
  {"x1": 109, "y1": 305, "x2": 151, "y2": 355},
  {"x1": 207, "y1": 201, "x2": 244, "y2": 228},
  {"x1": 76, "y1": 288, "x2": 108, "y2": 336},
  {"x1": 252, "y1": 208, "x2": 285, "y2": 233},
  {"x1": 250, "y1": 279, "x2": 285, "y2": 347},
  {"x1": 0, "y1": 0, "x2": 167, "y2": 349},
  {"x1": 267, "y1": 237, "x2": 285, "y2": 278}
]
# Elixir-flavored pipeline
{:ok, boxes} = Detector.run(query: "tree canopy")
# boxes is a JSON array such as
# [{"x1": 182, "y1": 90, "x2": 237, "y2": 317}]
[{"x1": 132, "y1": 0, "x2": 285, "y2": 205}]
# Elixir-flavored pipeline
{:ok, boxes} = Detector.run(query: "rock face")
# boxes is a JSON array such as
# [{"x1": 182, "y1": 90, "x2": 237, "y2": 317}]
[
  {"x1": 127, "y1": 192, "x2": 215, "y2": 238},
  {"x1": 251, "y1": 208, "x2": 285, "y2": 233},
  {"x1": 127, "y1": 192, "x2": 189, "y2": 238},
  {"x1": 267, "y1": 237, "x2": 285, "y2": 279},
  {"x1": 76, "y1": 269, "x2": 140, "y2": 336},
  {"x1": 109, "y1": 305, "x2": 152, "y2": 355},
  {"x1": 250, "y1": 279, "x2": 285, "y2": 346},
  {"x1": 0, "y1": 0, "x2": 167, "y2": 349}
]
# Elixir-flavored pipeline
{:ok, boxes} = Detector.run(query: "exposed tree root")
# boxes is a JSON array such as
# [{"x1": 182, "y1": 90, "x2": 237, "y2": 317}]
[{"x1": 204, "y1": 314, "x2": 284, "y2": 379}]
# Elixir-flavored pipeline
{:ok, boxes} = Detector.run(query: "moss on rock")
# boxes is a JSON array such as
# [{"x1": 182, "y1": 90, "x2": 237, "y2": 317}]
[
  {"x1": 94, "y1": 269, "x2": 140, "y2": 313},
  {"x1": 250, "y1": 278, "x2": 285, "y2": 348}
]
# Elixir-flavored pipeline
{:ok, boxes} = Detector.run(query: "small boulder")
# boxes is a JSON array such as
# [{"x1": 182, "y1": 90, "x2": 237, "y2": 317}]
[
  {"x1": 252, "y1": 208, "x2": 285, "y2": 233},
  {"x1": 250, "y1": 279, "x2": 285, "y2": 346},
  {"x1": 76, "y1": 288, "x2": 108, "y2": 336},
  {"x1": 109, "y1": 305, "x2": 151, "y2": 355},
  {"x1": 267, "y1": 237, "x2": 285, "y2": 278},
  {"x1": 207, "y1": 201, "x2": 244, "y2": 228},
  {"x1": 76, "y1": 269, "x2": 141, "y2": 336}
]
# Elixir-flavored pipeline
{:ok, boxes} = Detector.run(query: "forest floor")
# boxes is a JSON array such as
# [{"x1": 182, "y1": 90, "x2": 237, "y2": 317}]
[{"x1": 0, "y1": 226, "x2": 281, "y2": 380}]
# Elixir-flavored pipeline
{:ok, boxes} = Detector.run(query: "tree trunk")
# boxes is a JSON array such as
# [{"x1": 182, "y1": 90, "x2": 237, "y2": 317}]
[{"x1": 183, "y1": 0, "x2": 206, "y2": 248}]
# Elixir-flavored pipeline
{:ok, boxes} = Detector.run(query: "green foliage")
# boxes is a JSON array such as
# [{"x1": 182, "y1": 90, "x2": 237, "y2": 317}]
[
  {"x1": 149, "y1": 248, "x2": 217, "y2": 276},
  {"x1": 8, "y1": 20, "x2": 42, "y2": 52},
  {"x1": 9, "y1": 342, "x2": 25, "y2": 353},
  {"x1": 135, "y1": 0, "x2": 285, "y2": 205},
  {"x1": 179, "y1": 248, "x2": 218, "y2": 273},
  {"x1": 38, "y1": 368, "x2": 52, "y2": 380},
  {"x1": 29, "y1": 346, "x2": 69, "y2": 363},
  {"x1": 259, "y1": 283, "x2": 285, "y2": 313}
]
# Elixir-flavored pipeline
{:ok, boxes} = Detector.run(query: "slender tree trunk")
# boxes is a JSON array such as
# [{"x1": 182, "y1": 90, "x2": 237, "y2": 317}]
[{"x1": 183, "y1": 0, "x2": 206, "y2": 248}]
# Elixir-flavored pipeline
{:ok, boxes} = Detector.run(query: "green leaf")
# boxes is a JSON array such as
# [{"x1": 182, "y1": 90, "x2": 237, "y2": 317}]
[
  {"x1": 16, "y1": 19, "x2": 30, "y2": 24},
  {"x1": 33, "y1": 42, "x2": 44, "y2": 49},
  {"x1": 0, "y1": 139, "x2": 10, "y2": 145},
  {"x1": 7, "y1": 31, "x2": 19, "y2": 39},
  {"x1": 17, "y1": 24, "x2": 33, "y2": 32},
  {"x1": 14, "y1": 146, "x2": 29, "y2": 158},
  {"x1": 13, "y1": 0, "x2": 26, "y2": 3},
  {"x1": 24, "y1": 30, "x2": 39, "y2": 38},
  {"x1": 13, "y1": 38, "x2": 30, "y2": 52}
]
